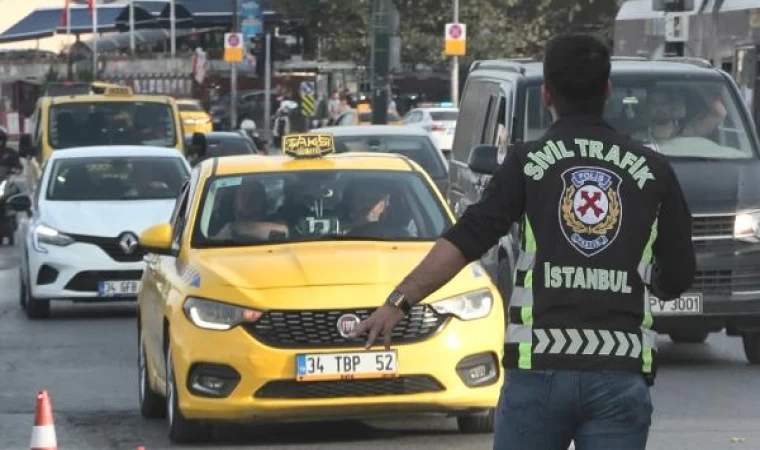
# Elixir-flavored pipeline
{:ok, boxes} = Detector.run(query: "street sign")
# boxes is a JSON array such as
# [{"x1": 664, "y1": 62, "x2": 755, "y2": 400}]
[
  {"x1": 300, "y1": 81, "x2": 315, "y2": 95},
  {"x1": 224, "y1": 32, "x2": 244, "y2": 63},
  {"x1": 300, "y1": 81, "x2": 316, "y2": 117},
  {"x1": 445, "y1": 23, "x2": 466, "y2": 56},
  {"x1": 240, "y1": 0, "x2": 263, "y2": 42},
  {"x1": 665, "y1": 13, "x2": 689, "y2": 42}
]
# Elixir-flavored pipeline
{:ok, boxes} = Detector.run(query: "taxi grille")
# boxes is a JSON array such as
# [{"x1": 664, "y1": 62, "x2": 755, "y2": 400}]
[
  {"x1": 254, "y1": 376, "x2": 444, "y2": 399},
  {"x1": 243, "y1": 306, "x2": 446, "y2": 349},
  {"x1": 691, "y1": 269, "x2": 760, "y2": 295},
  {"x1": 692, "y1": 215, "x2": 734, "y2": 239}
]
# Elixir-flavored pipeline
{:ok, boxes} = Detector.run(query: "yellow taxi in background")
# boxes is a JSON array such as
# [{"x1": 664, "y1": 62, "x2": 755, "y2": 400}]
[
  {"x1": 176, "y1": 98, "x2": 213, "y2": 134},
  {"x1": 136, "y1": 133, "x2": 505, "y2": 443}
]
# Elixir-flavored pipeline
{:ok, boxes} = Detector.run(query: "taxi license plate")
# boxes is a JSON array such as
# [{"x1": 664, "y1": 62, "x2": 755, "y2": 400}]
[
  {"x1": 296, "y1": 350, "x2": 398, "y2": 382},
  {"x1": 98, "y1": 280, "x2": 141, "y2": 297},
  {"x1": 649, "y1": 293, "x2": 702, "y2": 315}
]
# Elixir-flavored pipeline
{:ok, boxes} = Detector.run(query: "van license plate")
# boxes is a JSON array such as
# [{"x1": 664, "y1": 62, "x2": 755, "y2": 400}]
[
  {"x1": 296, "y1": 350, "x2": 398, "y2": 382},
  {"x1": 649, "y1": 293, "x2": 702, "y2": 315}
]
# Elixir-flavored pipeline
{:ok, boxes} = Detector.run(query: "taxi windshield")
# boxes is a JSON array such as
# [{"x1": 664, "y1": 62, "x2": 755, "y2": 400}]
[
  {"x1": 46, "y1": 156, "x2": 188, "y2": 201},
  {"x1": 193, "y1": 170, "x2": 452, "y2": 247},
  {"x1": 332, "y1": 135, "x2": 447, "y2": 178},
  {"x1": 48, "y1": 101, "x2": 177, "y2": 149},
  {"x1": 523, "y1": 78, "x2": 758, "y2": 159}
]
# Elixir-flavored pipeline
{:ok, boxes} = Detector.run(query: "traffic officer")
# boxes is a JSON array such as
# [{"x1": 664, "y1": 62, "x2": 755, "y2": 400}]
[
  {"x1": 0, "y1": 128, "x2": 22, "y2": 177},
  {"x1": 352, "y1": 33, "x2": 696, "y2": 450}
]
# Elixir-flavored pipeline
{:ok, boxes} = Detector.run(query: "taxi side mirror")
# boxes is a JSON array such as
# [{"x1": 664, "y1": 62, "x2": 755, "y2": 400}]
[
  {"x1": 139, "y1": 223, "x2": 175, "y2": 256},
  {"x1": 468, "y1": 145, "x2": 499, "y2": 175}
]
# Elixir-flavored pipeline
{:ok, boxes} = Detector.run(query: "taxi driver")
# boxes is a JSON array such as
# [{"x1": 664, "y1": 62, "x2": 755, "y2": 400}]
[
  {"x1": 343, "y1": 181, "x2": 391, "y2": 234},
  {"x1": 214, "y1": 179, "x2": 289, "y2": 241}
]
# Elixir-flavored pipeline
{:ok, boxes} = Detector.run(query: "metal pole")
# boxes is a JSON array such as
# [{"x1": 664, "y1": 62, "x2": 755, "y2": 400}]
[
  {"x1": 230, "y1": 0, "x2": 240, "y2": 129},
  {"x1": 129, "y1": 0, "x2": 135, "y2": 54},
  {"x1": 170, "y1": 0, "x2": 176, "y2": 57},
  {"x1": 264, "y1": 32, "x2": 272, "y2": 145},
  {"x1": 92, "y1": 0, "x2": 98, "y2": 77},
  {"x1": 451, "y1": 0, "x2": 459, "y2": 107}
]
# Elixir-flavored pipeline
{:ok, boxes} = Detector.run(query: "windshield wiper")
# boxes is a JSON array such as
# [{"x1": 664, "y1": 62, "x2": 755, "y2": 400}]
[{"x1": 309, "y1": 233, "x2": 395, "y2": 242}]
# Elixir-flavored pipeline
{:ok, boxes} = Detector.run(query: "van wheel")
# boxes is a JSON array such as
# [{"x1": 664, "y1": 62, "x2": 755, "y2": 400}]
[
  {"x1": 669, "y1": 331, "x2": 709, "y2": 344},
  {"x1": 166, "y1": 344, "x2": 213, "y2": 443},
  {"x1": 743, "y1": 332, "x2": 760, "y2": 364},
  {"x1": 457, "y1": 409, "x2": 495, "y2": 434}
]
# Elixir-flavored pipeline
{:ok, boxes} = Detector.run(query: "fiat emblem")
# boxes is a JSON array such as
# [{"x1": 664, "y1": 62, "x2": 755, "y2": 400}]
[{"x1": 336, "y1": 314, "x2": 361, "y2": 338}]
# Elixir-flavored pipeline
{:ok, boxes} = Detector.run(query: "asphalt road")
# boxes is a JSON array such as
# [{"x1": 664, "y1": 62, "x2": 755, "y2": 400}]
[{"x1": 1, "y1": 245, "x2": 759, "y2": 450}]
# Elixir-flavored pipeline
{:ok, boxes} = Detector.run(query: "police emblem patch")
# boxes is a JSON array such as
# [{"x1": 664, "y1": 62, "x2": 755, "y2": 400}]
[{"x1": 559, "y1": 167, "x2": 623, "y2": 257}]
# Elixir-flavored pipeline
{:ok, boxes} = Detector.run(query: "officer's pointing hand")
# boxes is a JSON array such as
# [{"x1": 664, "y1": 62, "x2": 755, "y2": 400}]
[{"x1": 349, "y1": 305, "x2": 405, "y2": 350}]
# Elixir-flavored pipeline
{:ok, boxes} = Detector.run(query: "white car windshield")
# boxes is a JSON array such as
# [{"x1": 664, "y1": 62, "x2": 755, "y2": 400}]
[
  {"x1": 193, "y1": 170, "x2": 451, "y2": 247},
  {"x1": 46, "y1": 156, "x2": 188, "y2": 201},
  {"x1": 524, "y1": 78, "x2": 757, "y2": 159}
]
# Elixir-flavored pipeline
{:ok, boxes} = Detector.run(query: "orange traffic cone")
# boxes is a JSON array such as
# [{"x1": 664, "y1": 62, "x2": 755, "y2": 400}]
[{"x1": 29, "y1": 390, "x2": 57, "y2": 450}]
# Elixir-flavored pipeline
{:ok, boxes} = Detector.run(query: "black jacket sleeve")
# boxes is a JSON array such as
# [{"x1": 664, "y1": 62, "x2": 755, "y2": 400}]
[
  {"x1": 443, "y1": 148, "x2": 526, "y2": 262},
  {"x1": 650, "y1": 162, "x2": 696, "y2": 300}
]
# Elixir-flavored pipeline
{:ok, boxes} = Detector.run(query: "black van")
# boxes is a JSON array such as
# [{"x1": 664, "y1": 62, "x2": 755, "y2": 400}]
[{"x1": 448, "y1": 57, "x2": 760, "y2": 363}]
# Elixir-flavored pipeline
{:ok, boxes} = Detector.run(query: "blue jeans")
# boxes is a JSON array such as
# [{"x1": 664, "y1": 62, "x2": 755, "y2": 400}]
[{"x1": 493, "y1": 369, "x2": 652, "y2": 450}]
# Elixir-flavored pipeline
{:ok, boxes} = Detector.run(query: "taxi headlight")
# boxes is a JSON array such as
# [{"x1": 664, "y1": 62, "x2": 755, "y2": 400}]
[
  {"x1": 734, "y1": 211, "x2": 760, "y2": 242},
  {"x1": 430, "y1": 289, "x2": 493, "y2": 321},
  {"x1": 33, "y1": 223, "x2": 75, "y2": 251},
  {"x1": 183, "y1": 297, "x2": 262, "y2": 331}
]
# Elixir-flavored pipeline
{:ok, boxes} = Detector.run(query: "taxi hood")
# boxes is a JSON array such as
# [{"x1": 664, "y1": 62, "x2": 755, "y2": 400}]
[{"x1": 192, "y1": 242, "x2": 473, "y2": 289}]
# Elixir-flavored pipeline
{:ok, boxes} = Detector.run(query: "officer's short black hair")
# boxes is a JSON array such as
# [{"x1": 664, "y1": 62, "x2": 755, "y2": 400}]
[{"x1": 543, "y1": 33, "x2": 611, "y2": 117}]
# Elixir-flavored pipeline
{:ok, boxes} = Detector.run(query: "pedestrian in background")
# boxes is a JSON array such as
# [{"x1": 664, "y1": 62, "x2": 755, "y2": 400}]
[{"x1": 352, "y1": 33, "x2": 696, "y2": 450}]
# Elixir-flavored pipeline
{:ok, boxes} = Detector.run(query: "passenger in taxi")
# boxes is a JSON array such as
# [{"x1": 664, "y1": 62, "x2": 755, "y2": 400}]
[{"x1": 213, "y1": 179, "x2": 289, "y2": 241}]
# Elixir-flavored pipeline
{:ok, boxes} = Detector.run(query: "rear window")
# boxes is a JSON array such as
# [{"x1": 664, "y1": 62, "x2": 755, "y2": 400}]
[
  {"x1": 359, "y1": 112, "x2": 402, "y2": 122},
  {"x1": 207, "y1": 138, "x2": 255, "y2": 156},
  {"x1": 333, "y1": 135, "x2": 446, "y2": 178},
  {"x1": 179, "y1": 102, "x2": 204, "y2": 112},
  {"x1": 431, "y1": 111, "x2": 458, "y2": 121}
]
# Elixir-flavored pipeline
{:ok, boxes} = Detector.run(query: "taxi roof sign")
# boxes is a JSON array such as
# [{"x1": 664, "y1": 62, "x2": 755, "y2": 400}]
[
  {"x1": 103, "y1": 85, "x2": 134, "y2": 96},
  {"x1": 282, "y1": 133, "x2": 335, "y2": 158}
]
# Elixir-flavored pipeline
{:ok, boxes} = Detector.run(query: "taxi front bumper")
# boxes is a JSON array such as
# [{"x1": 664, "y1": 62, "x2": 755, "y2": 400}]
[{"x1": 168, "y1": 311, "x2": 504, "y2": 423}]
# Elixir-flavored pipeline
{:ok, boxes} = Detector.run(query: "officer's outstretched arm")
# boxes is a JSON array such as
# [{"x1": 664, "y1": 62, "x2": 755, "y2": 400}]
[
  {"x1": 650, "y1": 163, "x2": 696, "y2": 300},
  {"x1": 398, "y1": 150, "x2": 526, "y2": 305}
]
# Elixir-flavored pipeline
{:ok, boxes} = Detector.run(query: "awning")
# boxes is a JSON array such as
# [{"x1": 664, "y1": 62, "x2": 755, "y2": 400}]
[
  {"x1": 157, "y1": 0, "x2": 280, "y2": 28},
  {"x1": 77, "y1": 27, "x2": 214, "y2": 53},
  {"x1": 114, "y1": 1, "x2": 171, "y2": 30},
  {"x1": 56, "y1": 5, "x2": 125, "y2": 34},
  {"x1": 0, "y1": 5, "x2": 125, "y2": 44}
]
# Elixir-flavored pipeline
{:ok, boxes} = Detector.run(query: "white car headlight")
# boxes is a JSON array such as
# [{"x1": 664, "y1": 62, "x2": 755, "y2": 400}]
[
  {"x1": 431, "y1": 289, "x2": 493, "y2": 321},
  {"x1": 33, "y1": 223, "x2": 74, "y2": 251},
  {"x1": 183, "y1": 297, "x2": 262, "y2": 331},
  {"x1": 734, "y1": 211, "x2": 760, "y2": 242}
]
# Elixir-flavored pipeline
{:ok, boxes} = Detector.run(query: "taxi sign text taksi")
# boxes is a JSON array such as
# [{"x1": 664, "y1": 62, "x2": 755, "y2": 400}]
[{"x1": 283, "y1": 134, "x2": 335, "y2": 157}]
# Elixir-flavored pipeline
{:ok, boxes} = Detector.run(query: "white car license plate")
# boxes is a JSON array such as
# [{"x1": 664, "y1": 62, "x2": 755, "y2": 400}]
[
  {"x1": 296, "y1": 350, "x2": 398, "y2": 382},
  {"x1": 98, "y1": 280, "x2": 141, "y2": 297},
  {"x1": 649, "y1": 293, "x2": 702, "y2": 315}
]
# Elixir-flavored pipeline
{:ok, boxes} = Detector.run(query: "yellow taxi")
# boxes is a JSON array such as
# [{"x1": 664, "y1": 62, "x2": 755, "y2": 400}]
[
  {"x1": 176, "y1": 98, "x2": 213, "y2": 134},
  {"x1": 357, "y1": 102, "x2": 404, "y2": 125},
  {"x1": 136, "y1": 133, "x2": 505, "y2": 443},
  {"x1": 20, "y1": 85, "x2": 185, "y2": 184}
]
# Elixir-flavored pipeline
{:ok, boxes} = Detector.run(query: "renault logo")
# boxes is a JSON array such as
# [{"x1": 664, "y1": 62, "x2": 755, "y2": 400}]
[
  {"x1": 336, "y1": 314, "x2": 361, "y2": 338},
  {"x1": 119, "y1": 232, "x2": 139, "y2": 255}
]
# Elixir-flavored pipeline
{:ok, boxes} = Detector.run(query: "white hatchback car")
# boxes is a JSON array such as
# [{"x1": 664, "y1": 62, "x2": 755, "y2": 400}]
[
  {"x1": 9, "y1": 146, "x2": 190, "y2": 319},
  {"x1": 402, "y1": 107, "x2": 459, "y2": 157}
]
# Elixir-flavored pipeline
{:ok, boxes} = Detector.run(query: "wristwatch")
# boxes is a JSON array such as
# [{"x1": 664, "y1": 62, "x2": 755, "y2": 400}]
[{"x1": 385, "y1": 289, "x2": 412, "y2": 315}]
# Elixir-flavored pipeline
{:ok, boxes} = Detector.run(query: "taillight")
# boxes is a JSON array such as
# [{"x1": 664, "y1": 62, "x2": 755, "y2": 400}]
[{"x1": 430, "y1": 122, "x2": 446, "y2": 131}]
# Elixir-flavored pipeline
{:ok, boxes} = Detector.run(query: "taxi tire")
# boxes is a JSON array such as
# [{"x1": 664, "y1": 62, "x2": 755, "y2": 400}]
[
  {"x1": 166, "y1": 345, "x2": 213, "y2": 443},
  {"x1": 456, "y1": 409, "x2": 495, "y2": 434},
  {"x1": 743, "y1": 332, "x2": 760, "y2": 364},
  {"x1": 138, "y1": 330, "x2": 165, "y2": 419}
]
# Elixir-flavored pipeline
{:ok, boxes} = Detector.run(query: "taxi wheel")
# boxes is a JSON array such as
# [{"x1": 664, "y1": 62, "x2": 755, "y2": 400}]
[
  {"x1": 743, "y1": 333, "x2": 760, "y2": 364},
  {"x1": 139, "y1": 330, "x2": 166, "y2": 419},
  {"x1": 456, "y1": 409, "x2": 495, "y2": 434},
  {"x1": 165, "y1": 344, "x2": 214, "y2": 443}
]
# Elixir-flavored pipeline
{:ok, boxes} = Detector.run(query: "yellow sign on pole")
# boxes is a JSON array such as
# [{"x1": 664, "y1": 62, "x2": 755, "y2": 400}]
[
  {"x1": 445, "y1": 23, "x2": 466, "y2": 56},
  {"x1": 224, "y1": 32, "x2": 244, "y2": 63}
]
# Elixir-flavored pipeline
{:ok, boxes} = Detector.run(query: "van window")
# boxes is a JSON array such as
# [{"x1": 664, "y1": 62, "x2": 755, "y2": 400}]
[
  {"x1": 523, "y1": 77, "x2": 757, "y2": 159},
  {"x1": 452, "y1": 81, "x2": 500, "y2": 163}
]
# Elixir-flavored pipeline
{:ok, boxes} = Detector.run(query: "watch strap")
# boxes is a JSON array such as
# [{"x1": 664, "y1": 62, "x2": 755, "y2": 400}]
[{"x1": 386, "y1": 289, "x2": 412, "y2": 315}]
